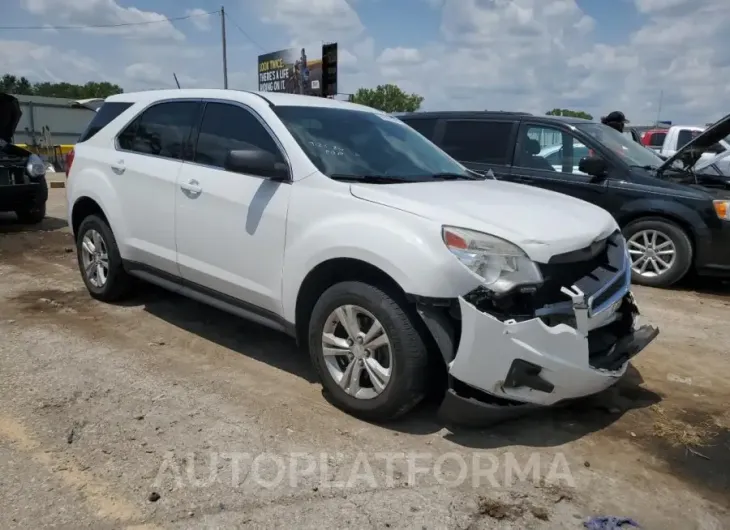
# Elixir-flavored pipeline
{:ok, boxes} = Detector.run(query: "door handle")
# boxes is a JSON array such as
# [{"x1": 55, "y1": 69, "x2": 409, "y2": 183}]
[
  {"x1": 110, "y1": 160, "x2": 125, "y2": 174},
  {"x1": 180, "y1": 179, "x2": 202, "y2": 196}
]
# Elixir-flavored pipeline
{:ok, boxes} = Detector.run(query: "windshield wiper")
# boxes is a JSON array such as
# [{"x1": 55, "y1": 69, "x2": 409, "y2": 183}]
[
  {"x1": 430, "y1": 171, "x2": 485, "y2": 181},
  {"x1": 329, "y1": 174, "x2": 415, "y2": 184},
  {"x1": 629, "y1": 165, "x2": 658, "y2": 171}
]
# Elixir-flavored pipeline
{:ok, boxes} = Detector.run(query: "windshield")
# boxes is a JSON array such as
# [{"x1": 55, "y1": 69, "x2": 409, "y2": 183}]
[
  {"x1": 272, "y1": 105, "x2": 471, "y2": 181},
  {"x1": 576, "y1": 122, "x2": 670, "y2": 169}
]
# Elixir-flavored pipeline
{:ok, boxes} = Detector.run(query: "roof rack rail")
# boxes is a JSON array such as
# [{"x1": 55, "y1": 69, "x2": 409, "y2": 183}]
[{"x1": 484, "y1": 110, "x2": 532, "y2": 115}]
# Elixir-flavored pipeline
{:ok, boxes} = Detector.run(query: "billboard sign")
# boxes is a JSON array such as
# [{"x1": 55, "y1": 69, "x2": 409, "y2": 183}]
[
  {"x1": 258, "y1": 48, "x2": 322, "y2": 96},
  {"x1": 321, "y1": 42, "x2": 338, "y2": 98}
]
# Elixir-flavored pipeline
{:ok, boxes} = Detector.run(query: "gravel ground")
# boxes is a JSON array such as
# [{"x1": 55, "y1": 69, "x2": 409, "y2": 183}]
[{"x1": 0, "y1": 189, "x2": 728, "y2": 530}]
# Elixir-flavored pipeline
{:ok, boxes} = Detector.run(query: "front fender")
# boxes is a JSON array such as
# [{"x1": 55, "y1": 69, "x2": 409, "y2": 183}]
[
  {"x1": 280, "y1": 211, "x2": 479, "y2": 323},
  {"x1": 615, "y1": 197, "x2": 709, "y2": 239}
]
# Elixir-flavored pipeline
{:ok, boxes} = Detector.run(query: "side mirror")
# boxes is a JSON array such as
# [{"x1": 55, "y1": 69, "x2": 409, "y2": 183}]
[
  {"x1": 578, "y1": 155, "x2": 608, "y2": 179},
  {"x1": 224, "y1": 148, "x2": 289, "y2": 180}
]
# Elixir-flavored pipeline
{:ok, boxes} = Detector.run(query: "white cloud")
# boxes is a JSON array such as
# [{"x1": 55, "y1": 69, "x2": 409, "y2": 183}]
[
  {"x1": 21, "y1": 0, "x2": 185, "y2": 40},
  {"x1": 185, "y1": 8, "x2": 213, "y2": 31},
  {"x1": 6, "y1": 0, "x2": 730, "y2": 124}
]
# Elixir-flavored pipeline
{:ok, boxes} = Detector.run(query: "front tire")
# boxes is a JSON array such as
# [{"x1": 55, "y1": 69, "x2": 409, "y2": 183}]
[
  {"x1": 76, "y1": 215, "x2": 133, "y2": 302},
  {"x1": 15, "y1": 203, "x2": 46, "y2": 224},
  {"x1": 623, "y1": 217, "x2": 692, "y2": 288},
  {"x1": 308, "y1": 281, "x2": 429, "y2": 422}
]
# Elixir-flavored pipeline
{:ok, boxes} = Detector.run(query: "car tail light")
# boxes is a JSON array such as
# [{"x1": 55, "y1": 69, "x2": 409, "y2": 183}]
[
  {"x1": 65, "y1": 149, "x2": 75, "y2": 178},
  {"x1": 640, "y1": 133, "x2": 651, "y2": 146}
]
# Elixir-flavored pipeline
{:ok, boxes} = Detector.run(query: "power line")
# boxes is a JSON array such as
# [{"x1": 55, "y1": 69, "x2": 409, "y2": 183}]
[
  {"x1": 223, "y1": 11, "x2": 266, "y2": 52},
  {"x1": 0, "y1": 11, "x2": 217, "y2": 31}
]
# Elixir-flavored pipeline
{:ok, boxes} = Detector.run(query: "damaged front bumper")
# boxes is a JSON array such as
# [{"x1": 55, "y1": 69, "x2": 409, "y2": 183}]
[{"x1": 435, "y1": 232, "x2": 660, "y2": 427}]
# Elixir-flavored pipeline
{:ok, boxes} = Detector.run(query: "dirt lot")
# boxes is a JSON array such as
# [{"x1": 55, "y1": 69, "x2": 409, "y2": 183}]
[{"x1": 0, "y1": 189, "x2": 728, "y2": 529}]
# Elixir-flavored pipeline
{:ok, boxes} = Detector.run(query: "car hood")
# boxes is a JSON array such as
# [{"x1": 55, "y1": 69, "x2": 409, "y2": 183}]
[
  {"x1": 71, "y1": 98, "x2": 104, "y2": 112},
  {"x1": 696, "y1": 148, "x2": 730, "y2": 173},
  {"x1": 0, "y1": 92, "x2": 22, "y2": 144},
  {"x1": 658, "y1": 113, "x2": 730, "y2": 172},
  {"x1": 349, "y1": 180, "x2": 618, "y2": 264}
]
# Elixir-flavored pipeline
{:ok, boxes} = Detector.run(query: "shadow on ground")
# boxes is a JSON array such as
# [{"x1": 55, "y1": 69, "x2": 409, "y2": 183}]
[
  {"x1": 110, "y1": 285, "x2": 664, "y2": 453},
  {"x1": 116, "y1": 283, "x2": 319, "y2": 383},
  {"x1": 675, "y1": 274, "x2": 730, "y2": 299},
  {"x1": 0, "y1": 214, "x2": 67, "y2": 234},
  {"x1": 385, "y1": 364, "x2": 662, "y2": 445}
]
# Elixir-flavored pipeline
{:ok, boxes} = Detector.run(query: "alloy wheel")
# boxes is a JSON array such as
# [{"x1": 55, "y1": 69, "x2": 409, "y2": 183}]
[
  {"x1": 80, "y1": 229, "x2": 110, "y2": 288},
  {"x1": 627, "y1": 229, "x2": 676, "y2": 278},
  {"x1": 321, "y1": 304, "x2": 393, "y2": 400}
]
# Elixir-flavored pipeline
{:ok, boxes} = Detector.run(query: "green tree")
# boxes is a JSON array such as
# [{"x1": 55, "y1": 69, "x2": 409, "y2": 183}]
[
  {"x1": 546, "y1": 108, "x2": 593, "y2": 121},
  {"x1": 1, "y1": 73, "x2": 123, "y2": 99},
  {"x1": 350, "y1": 84, "x2": 424, "y2": 113}
]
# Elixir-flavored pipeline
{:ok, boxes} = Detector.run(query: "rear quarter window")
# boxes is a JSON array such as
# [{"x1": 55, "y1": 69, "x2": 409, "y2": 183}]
[{"x1": 77, "y1": 102, "x2": 134, "y2": 143}]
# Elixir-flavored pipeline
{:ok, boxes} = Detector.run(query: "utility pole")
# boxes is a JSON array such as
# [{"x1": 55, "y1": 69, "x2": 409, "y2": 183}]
[
  {"x1": 221, "y1": 6, "x2": 228, "y2": 89},
  {"x1": 655, "y1": 89, "x2": 663, "y2": 127}
]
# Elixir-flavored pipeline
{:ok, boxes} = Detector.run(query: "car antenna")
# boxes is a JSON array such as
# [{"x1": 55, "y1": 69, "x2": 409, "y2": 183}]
[{"x1": 173, "y1": 73, "x2": 181, "y2": 89}]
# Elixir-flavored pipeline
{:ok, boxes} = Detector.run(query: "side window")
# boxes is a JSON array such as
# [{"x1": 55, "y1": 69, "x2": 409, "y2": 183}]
[
  {"x1": 119, "y1": 101, "x2": 199, "y2": 160},
  {"x1": 402, "y1": 118, "x2": 437, "y2": 141},
  {"x1": 677, "y1": 130, "x2": 696, "y2": 148},
  {"x1": 78, "y1": 102, "x2": 133, "y2": 142},
  {"x1": 440, "y1": 120, "x2": 514, "y2": 165},
  {"x1": 649, "y1": 132, "x2": 666, "y2": 147},
  {"x1": 515, "y1": 125, "x2": 594, "y2": 175},
  {"x1": 193, "y1": 102, "x2": 284, "y2": 170}
]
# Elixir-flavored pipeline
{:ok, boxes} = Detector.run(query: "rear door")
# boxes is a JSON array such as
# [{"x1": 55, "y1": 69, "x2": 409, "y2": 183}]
[
  {"x1": 509, "y1": 122, "x2": 613, "y2": 211},
  {"x1": 114, "y1": 99, "x2": 201, "y2": 275},
  {"x1": 433, "y1": 119, "x2": 517, "y2": 179}
]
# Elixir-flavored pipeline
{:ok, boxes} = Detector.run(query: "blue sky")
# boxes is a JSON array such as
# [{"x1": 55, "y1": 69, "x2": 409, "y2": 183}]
[{"x1": 1, "y1": 0, "x2": 728, "y2": 124}]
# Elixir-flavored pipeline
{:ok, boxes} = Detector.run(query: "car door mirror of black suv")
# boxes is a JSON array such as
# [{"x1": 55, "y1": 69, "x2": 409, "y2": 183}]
[
  {"x1": 578, "y1": 155, "x2": 608, "y2": 181},
  {"x1": 225, "y1": 148, "x2": 290, "y2": 180}
]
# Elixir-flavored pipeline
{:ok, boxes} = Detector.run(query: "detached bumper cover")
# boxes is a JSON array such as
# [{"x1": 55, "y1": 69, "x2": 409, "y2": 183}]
[{"x1": 439, "y1": 235, "x2": 659, "y2": 426}]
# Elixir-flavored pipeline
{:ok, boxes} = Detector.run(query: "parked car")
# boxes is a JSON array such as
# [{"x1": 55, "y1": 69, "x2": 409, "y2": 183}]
[
  {"x1": 640, "y1": 128, "x2": 668, "y2": 152},
  {"x1": 65, "y1": 89, "x2": 659, "y2": 425},
  {"x1": 0, "y1": 92, "x2": 49, "y2": 224},
  {"x1": 657, "y1": 125, "x2": 730, "y2": 166},
  {"x1": 397, "y1": 111, "x2": 730, "y2": 288}
]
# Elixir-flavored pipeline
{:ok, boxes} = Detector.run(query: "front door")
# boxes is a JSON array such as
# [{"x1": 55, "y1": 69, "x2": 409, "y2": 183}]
[
  {"x1": 175, "y1": 101, "x2": 292, "y2": 315},
  {"x1": 508, "y1": 122, "x2": 612, "y2": 211}
]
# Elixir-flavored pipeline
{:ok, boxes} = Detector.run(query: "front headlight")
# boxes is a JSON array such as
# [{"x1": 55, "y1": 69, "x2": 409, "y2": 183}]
[
  {"x1": 713, "y1": 200, "x2": 730, "y2": 221},
  {"x1": 26, "y1": 154, "x2": 46, "y2": 178},
  {"x1": 442, "y1": 226, "x2": 543, "y2": 294}
]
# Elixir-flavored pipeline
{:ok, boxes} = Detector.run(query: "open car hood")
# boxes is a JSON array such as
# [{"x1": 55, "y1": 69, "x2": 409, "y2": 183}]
[
  {"x1": 0, "y1": 92, "x2": 22, "y2": 144},
  {"x1": 71, "y1": 98, "x2": 104, "y2": 112},
  {"x1": 658, "y1": 113, "x2": 730, "y2": 173}
]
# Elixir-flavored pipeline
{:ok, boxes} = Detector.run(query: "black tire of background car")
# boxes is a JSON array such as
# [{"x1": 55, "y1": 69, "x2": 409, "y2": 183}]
[
  {"x1": 76, "y1": 214, "x2": 134, "y2": 302},
  {"x1": 623, "y1": 217, "x2": 693, "y2": 288},
  {"x1": 15, "y1": 204, "x2": 46, "y2": 224},
  {"x1": 308, "y1": 281, "x2": 429, "y2": 422}
]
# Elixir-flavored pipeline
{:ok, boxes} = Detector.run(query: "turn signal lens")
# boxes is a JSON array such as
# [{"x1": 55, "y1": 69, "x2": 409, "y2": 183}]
[{"x1": 713, "y1": 200, "x2": 730, "y2": 221}]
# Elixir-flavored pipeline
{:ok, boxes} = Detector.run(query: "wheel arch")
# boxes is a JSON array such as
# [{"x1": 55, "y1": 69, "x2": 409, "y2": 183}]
[
  {"x1": 294, "y1": 257, "x2": 408, "y2": 348},
  {"x1": 71, "y1": 196, "x2": 110, "y2": 239},
  {"x1": 292, "y1": 257, "x2": 448, "y2": 377},
  {"x1": 615, "y1": 200, "x2": 706, "y2": 262}
]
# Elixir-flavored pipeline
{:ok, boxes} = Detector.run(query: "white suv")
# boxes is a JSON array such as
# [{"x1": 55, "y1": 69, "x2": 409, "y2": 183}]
[{"x1": 66, "y1": 89, "x2": 658, "y2": 424}]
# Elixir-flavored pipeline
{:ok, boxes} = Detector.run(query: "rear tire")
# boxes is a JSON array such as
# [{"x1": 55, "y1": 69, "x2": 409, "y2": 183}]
[
  {"x1": 76, "y1": 215, "x2": 133, "y2": 302},
  {"x1": 15, "y1": 204, "x2": 46, "y2": 224},
  {"x1": 308, "y1": 281, "x2": 429, "y2": 422},
  {"x1": 623, "y1": 217, "x2": 692, "y2": 288}
]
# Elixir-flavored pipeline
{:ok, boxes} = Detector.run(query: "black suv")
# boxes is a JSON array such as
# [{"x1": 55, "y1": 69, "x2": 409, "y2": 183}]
[
  {"x1": 0, "y1": 92, "x2": 48, "y2": 224},
  {"x1": 397, "y1": 111, "x2": 730, "y2": 288}
]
